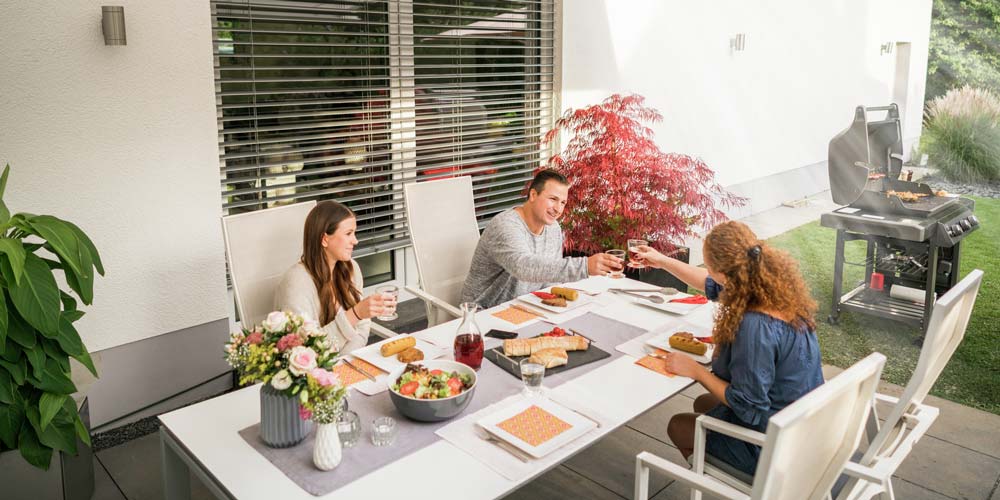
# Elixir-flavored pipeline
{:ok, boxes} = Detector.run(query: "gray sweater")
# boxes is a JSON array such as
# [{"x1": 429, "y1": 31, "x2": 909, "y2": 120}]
[{"x1": 461, "y1": 208, "x2": 588, "y2": 309}]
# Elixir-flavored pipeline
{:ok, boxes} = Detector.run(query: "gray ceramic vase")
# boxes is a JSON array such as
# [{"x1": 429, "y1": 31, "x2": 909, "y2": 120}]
[{"x1": 259, "y1": 384, "x2": 312, "y2": 448}]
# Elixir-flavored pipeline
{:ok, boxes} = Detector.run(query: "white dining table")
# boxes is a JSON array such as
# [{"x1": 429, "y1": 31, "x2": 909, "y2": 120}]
[{"x1": 158, "y1": 276, "x2": 716, "y2": 500}]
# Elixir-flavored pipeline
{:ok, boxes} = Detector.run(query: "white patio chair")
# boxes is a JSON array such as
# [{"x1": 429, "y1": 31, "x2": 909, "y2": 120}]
[
  {"x1": 836, "y1": 269, "x2": 984, "y2": 500},
  {"x1": 221, "y1": 201, "x2": 394, "y2": 338},
  {"x1": 635, "y1": 352, "x2": 887, "y2": 500},
  {"x1": 403, "y1": 176, "x2": 481, "y2": 327}
]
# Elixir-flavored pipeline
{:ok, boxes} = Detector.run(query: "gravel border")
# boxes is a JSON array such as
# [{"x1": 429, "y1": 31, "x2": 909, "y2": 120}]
[{"x1": 919, "y1": 173, "x2": 1000, "y2": 199}]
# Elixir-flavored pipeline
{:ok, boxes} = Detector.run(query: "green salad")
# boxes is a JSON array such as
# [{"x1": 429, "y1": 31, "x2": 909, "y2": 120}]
[{"x1": 391, "y1": 364, "x2": 474, "y2": 399}]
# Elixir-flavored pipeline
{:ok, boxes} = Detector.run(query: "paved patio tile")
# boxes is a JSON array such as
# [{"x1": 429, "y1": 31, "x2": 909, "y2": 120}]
[
  {"x1": 651, "y1": 480, "x2": 727, "y2": 500},
  {"x1": 890, "y1": 477, "x2": 955, "y2": 500},
  {"x1": 97, "y1": 431, "x2": 214, "y2": 500},
  {"x1": 894, "y1": 434, "x2": 1000, "y2": 500},
  {"x1": 504, "y1": 465, "x2": 624, "y2": 500},
  {"x1": 92, "y1": 460, "x2": 126, "y2": 500},
  {"x1": 563, "y1": 425, "x2": 683, "y2": 499},
  {"x1": 627, "y1": 394, "x2": 698, "y2": 444}
]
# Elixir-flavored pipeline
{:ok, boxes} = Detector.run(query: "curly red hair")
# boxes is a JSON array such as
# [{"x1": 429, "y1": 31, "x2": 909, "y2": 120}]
[{"x1": 703, "y1": 221, "x2": 817, "y2": 345}]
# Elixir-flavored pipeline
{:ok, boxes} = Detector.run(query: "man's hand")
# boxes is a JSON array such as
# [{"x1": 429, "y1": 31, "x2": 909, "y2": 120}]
[{"x1": 587, "y1": 252, "x2": 623, "y2": 276}]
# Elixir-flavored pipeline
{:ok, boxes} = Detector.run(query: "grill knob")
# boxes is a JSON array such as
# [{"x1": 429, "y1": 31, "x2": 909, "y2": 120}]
[
  {"x1": 951, "y1": 224, "x2": 964, "y2": 235},
  {"x1": 961, "y1": 219, "x2": 972, "y2": 231},
  {"x1": 970, "y1": 215, "x2": 980, "y2": 226}
]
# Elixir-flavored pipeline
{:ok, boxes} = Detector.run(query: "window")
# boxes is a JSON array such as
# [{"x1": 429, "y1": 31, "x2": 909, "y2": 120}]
[{"x1": 212, "y1": 0, "x2": 555, "y2": 284}]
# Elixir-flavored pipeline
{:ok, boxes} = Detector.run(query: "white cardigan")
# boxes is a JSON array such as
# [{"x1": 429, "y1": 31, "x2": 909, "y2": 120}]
[{"x1": 274, "y1": 260, "x2": 370, "y2": 354}]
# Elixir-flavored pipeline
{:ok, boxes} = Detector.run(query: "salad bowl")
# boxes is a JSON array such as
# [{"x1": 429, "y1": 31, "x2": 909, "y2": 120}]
[{"x1": 387, "y1": 360, "x2": 478, "y2": 422}]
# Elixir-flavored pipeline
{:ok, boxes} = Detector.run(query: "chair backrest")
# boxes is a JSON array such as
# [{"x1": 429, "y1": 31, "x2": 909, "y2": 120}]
[
  {"x1": 221, "y1": 201, "x2": 316, "y2": 328},
  {"x1": 862, "y1": 269, "x2": 983, "y2": 463},
  {"x1": 751, "y1": 352, "x2": 887, "y2": 500},
  {"x1": 403, "y1": 176, "x2": 481, "y2": 326}
]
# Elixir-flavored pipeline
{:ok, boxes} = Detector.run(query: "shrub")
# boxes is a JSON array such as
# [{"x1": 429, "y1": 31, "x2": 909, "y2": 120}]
[{"x1": 922, "y1": 86, "x2": 1000, "y2": 183}]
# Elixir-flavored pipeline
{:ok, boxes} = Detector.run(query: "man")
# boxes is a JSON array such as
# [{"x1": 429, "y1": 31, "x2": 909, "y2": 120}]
[{"x1": 461, "y1": 169, "x2": 622, "y2": 309}]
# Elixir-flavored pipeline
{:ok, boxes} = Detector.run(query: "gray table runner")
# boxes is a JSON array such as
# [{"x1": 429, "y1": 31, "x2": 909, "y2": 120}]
[{"x1": 238, "y1": 312, "x2": 647, "y2": 496}]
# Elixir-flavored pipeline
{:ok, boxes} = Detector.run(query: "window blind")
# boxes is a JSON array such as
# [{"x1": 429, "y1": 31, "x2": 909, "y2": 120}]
[{"x1": 212, "y1": 0, "x2": 555, "y2": 257}]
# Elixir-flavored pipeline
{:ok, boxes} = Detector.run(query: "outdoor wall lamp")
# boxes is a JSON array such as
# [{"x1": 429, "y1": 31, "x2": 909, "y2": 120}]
[
  {"x1": 102, "y1": 6, "x2": 126, "y2": 45},
  {"x1": 730, "y1": 33, "x2": 748, "y2": 53},
  {"x1": 880, "y1": 41, "x2": 894, "y2": 56}
]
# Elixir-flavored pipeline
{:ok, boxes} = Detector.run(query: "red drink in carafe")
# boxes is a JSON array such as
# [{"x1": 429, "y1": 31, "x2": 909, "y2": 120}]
[{"x1": 454, "y1": 334, "x2": 484, "y2": 370}]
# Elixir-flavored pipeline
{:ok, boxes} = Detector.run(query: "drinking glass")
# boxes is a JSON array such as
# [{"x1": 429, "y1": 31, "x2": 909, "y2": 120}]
[
  {"x1": 606, "y1": 249, "x2": 626, "y2": 279},
  {"x1": 336, "y1": 410, "x2": 360, "y2": 448},
  {"x1": 519, "y1": 358, "x2": 545, "y2": 397},
  {"x1": 627, "y1": 239, "x2": 649, "y2": 269},
  {"x1": 371, "y1": 416, "x2": 396, "y2": 447},
  {"x1": 375, "y1": 285, "x2": 398, "y2": 321}
]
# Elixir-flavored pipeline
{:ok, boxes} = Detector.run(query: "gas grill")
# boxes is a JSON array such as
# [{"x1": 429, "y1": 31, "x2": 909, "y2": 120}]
[{"x1": 820, "y1": 104, "x2": 980, "y2": 331}]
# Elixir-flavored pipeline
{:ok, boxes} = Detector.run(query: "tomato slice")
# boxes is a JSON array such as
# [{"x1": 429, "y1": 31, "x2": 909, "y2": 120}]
[
  {"x1": 429, "y1": 369, "x2": 444, "y2": 376},
  {"x1": 532, "y1": 291, "x2": 557, "y2": 300},
  {"x1": 399, "y1": 381, "x2": 419, "y2": 396},
  {"x1": 446, "y1": 377, "x2": 463, "y2": 393}
]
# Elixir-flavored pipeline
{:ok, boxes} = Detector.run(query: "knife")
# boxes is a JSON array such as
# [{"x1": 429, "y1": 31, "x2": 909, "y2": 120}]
[
  {"x1": 342, "y1": 358, "x2": 378, "y2": 382},
  {"x1": 510, "y1": 303, "x2": 551, "y2": 320}
]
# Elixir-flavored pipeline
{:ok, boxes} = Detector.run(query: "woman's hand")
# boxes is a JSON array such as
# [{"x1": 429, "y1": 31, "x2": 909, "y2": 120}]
[
  {"x1": 632, "y1": 245, "x2": 667, "y2": 270},
  {"x1": 662, "y1": 352, "x2": 707, "y2": 381},
  {"x1": 353, "y1": 293, "x2": 396, "y2": 320}
]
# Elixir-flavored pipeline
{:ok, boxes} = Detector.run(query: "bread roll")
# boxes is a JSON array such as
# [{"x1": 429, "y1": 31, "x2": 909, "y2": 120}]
[
  {"x1": 380, "y1": 336, "x2": 416, "y2": 357},
  {"x1": 669, "y1": 333, "x2": 707, "y2": 356},
  {"x1": 550, "y1": 287, "x2": 578, "y2": 301},
  {"x1": 396, "y1": 347, "x2": 424, "y2": 363},
  {"x1": 541, "y1": 297, "x2": 567, "y2": 307},
  {"x1": 528, "y1": 348, "x2": 568, "y2": 369},
  {"x1": 503, "y1": 335, "x2": 589, "y2": 356}
]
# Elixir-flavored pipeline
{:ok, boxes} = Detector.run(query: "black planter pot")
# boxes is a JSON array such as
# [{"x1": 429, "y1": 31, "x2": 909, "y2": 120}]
[{"x1": 565, "y1": 246, "x2": 691, "y2": 293}]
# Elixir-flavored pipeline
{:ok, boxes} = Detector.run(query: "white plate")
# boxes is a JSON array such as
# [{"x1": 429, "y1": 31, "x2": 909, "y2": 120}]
[
  {"x1": 350, "y1": 335, "x2": 449, "y2": 374},
  {"x1": 516, "y1": 288, "x2": 594, "y2": 313},
  {"x1": 625, "y1": 291, "x2": 709, "y2": 315},
  {"x1": 645, "y1": 323, "x2": 715, "y2": 364},
  {"x1": 477, "y1": 397, "x2": 596, "y2": 458}
]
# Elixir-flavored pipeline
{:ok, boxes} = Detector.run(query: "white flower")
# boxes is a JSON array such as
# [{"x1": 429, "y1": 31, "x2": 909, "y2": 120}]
[
  {"x1": 303, "y1": 318, "x2": 320, "y2": 331},
  {"x1": 288, "y1": 346, "x2": 319, "y2": 375},
  {"x1": 270, "y1": 369, "x2": 292, "y2": 390},
  {"x1": 262, "y1": 311, "x2": 288, "y2": 332}
]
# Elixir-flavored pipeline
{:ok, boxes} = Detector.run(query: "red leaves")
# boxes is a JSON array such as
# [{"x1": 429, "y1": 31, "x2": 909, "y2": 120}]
[{"x1": 541, "y1": 94, "x2": 747, "y2": 254}]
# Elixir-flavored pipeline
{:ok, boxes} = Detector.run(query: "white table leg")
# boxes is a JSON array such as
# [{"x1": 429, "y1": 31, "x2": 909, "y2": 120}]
[{"x1": 161, "y1": 428, "x2": 192, "y2": 500}]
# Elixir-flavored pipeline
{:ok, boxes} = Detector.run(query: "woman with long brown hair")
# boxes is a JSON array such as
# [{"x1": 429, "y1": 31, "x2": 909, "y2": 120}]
[
  {"x1": 633, "y1": 221, "x2": 823, "y2": 477},
  {"x1": 275, "y1": 201, "x2": 394, "y2": 354}
]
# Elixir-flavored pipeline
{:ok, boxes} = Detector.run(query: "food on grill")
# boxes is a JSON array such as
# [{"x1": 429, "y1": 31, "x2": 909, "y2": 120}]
[
  {"x1": 669, "y1": 332, "x2": 708, "y2": 356},
  {"x1": 503, "y1": 335, "x2": 589, "y2": 356},
  {"x1": 550, "y1": 287, "x2": 578, "y2": 301},
  {"x1": 396, "y1": 347, "x2": 424, "y2": 363},
  {"x1": 867, "y1": 173, "x2": 886, "y2": 180},
  {"x1": 380, "y1": 336, "x2": 416, "y2": 357},
  {"x1": 936, "y1": 190, "x2": 950, "y2": 197},
  {"x1": 528, "y1": 348, "x2": 569, "y2": 369},
  {"x1": 541, "y1": 297, "x2": 567, "y2": 307},
  {"x1": 886, "y1": 190, "x2": 929, "y2": 203}
]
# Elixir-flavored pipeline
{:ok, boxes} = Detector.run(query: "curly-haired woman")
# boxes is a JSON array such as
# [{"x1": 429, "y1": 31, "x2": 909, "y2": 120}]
[{"x1": 633, "y1": 221, "x2": 823, "y2": 477}]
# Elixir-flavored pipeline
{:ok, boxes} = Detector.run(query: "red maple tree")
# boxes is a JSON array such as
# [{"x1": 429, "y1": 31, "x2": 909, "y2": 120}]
[{"x1": 542, "y1": 94, "x2": 746, "y2": 254}]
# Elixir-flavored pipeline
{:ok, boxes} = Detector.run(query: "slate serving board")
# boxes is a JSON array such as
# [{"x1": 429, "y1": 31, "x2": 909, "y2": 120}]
[{"x1": 484, "y1": 335, "x2": 612, "y2": 380}]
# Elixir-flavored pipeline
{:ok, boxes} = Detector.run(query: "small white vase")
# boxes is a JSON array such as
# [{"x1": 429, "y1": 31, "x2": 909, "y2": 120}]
[{"x1": 312, "y1": 422, "x2": 343, "y2": 471}]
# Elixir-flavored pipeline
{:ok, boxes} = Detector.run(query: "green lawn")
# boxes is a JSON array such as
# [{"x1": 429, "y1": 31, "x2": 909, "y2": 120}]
[{"x1": 766, "y1": 196, "x2": 1000, "y2": 414}]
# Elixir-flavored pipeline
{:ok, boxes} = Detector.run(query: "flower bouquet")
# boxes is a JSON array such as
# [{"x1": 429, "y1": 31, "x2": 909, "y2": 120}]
[{"x1": 225, "y1": 311, "x2": 347, "y2": 448}]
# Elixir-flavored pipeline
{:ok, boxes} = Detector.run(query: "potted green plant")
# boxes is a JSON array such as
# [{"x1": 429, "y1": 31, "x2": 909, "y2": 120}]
[
  {"x1": 0, "y1": 164, "x2": 102, "y2": 497},
  {"x1": 542, "y1": 94, "x2": 746, "y2": 289}
]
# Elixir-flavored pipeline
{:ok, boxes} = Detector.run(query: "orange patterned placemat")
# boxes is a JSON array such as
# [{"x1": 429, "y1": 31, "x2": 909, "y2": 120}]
[
  {"x1": 492, "y1": 306, "x2": 538, "y2": 325},
  {"x1": 333, "y1": 358, "x2": 386, "y2": 386},
  {"x1": 496, "y1": 405, "x2": 573, "y2": 447},
  {"x1": 635, "y1": 348, "x2": 675, "y2": 378}
]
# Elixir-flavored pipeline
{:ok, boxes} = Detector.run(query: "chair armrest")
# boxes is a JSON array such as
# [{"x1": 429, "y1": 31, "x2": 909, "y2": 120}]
[
  {"x1": 696, "y1": 415, "x2": 767, "y2": 446},
  {"x1": 841, "y1": 461, "x2": 893, "y2": 485},
  {"x1": 369, "y1": 323, "x2": 397, "y2": 339},
  {"x1": 405, "y1": 286, "x2": 462, "y2": 318},
  {"x1": 636, "y1": 452, "x2": 749, "y2": 500},
  {"x1": 873, "y1": 392, "x2": 900, "y2": 405}
]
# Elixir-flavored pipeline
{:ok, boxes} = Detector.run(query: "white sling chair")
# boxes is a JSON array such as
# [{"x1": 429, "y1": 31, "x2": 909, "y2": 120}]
[
  {"x1": 221, "y1": 201, "x2": 394, "y2": 338},
  {"x1": 836, "y1": 269, "x2": 984, "y2": 500},
  {"x1": 403, "y1": 176, "x2": 481, "y2": 327},
  {"x1": 635, "y1": 352, "x2": 887, "y2": 500}
]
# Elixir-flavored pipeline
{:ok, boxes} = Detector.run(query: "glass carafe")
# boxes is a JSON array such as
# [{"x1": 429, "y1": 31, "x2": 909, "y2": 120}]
[{"x1": 453, "y1": 302, "x2": 484, "y2": 370}]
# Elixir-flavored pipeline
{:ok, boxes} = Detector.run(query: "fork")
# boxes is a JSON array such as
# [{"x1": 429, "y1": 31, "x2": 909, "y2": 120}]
[
  {"x1": 474, "y1": 426, "x2": 530, "y2": 462},
  {"x1": 564, "y1": 287, "x2": 600, "y2": 296},
  {"x1": 642, "y1": 344, "x2": 671, "y2": 359}
]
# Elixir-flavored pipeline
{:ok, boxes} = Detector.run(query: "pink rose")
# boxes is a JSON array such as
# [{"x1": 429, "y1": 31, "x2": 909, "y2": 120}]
[
  {"x1": 309, "y1": 368, "x2": 340, "y2": 387},
  {"x1": 276, "y1": 333, "x2": 303, "y2": 352},
  {"x1": 262, "y1": 311, "x2": 289, "y2": 333},
  {"x1": 245, "y1": 331, "x2": 264, "y2": 345},
  {"x1": 288, "y1": 346, "x2": 318, "y2": 375},
  {"x1": 298, "y1": 405, "x2": 312, "y2": 421}
]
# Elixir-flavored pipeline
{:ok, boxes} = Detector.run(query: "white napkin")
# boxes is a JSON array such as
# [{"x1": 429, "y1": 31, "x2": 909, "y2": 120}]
[{"x1": 436, "y1": 392, "x2": 612, "y2": 481}]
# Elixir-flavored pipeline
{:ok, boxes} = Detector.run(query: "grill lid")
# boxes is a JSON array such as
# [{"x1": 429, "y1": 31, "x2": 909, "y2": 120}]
[{"x1": 828, "y1": 104, "x2": 904, "y2": 206}]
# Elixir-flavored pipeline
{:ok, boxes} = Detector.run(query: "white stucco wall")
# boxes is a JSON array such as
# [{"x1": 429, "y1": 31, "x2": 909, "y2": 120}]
[
  {"x1": 561, "y1": 0, "x2": 933, "y2": 187},
  {"x1": 0, "y1": 1, "x2": 228, "y2": 352}
]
